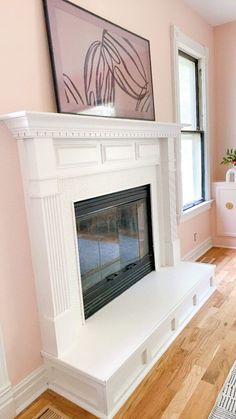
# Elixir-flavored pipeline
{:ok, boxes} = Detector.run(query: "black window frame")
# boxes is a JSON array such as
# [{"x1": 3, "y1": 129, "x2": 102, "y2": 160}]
[{"x1": 178, "y1": 50, "x2": 205, "y2": 211}]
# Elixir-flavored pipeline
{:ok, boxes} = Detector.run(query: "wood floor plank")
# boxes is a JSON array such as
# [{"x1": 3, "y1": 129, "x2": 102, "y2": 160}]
[
  {"x1": 202, "y1": 331, "x2": 236, "y2": 389},
  {"x1": 197, "y1": 306, "x2": 219, "y2": 329},
  {"x1": 160, "y1": 365, "x2": 205, "y2": 419},
  {"x1": 180, "y1": 380, "x2": 217, "y2": 419}
]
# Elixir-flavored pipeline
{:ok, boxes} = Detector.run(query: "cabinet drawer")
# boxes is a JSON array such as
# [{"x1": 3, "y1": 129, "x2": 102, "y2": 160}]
[{"x1": 216, "y1": 188, "x2": 236, "y2": 236}]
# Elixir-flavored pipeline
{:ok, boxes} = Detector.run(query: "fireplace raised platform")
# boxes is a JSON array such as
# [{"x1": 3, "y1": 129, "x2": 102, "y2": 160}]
[
  {"x1": 44, "y1": 261, "x2": 215, "y2": 418},
  {"x1": 1, "y1": 111, "x2": 215, "y2": 418}
]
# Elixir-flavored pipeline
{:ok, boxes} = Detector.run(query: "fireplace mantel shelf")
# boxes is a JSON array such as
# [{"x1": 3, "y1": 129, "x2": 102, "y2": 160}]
[{"x1": 1, "y1": 110, "x2": 181, "y2": 140}]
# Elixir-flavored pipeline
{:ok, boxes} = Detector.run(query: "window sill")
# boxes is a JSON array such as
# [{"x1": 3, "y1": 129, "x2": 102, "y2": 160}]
[{"x1": 179, "y1": 199, "x2": 214, "y2": 224}]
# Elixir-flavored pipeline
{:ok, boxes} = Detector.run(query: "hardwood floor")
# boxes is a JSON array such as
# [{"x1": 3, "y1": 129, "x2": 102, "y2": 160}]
[{"x1": 17, "y1": 247, "x2": 236, "y2": 419}]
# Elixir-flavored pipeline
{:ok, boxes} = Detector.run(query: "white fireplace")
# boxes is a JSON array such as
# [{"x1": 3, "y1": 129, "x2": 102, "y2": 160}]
[{"x1": 2, "y1": 111, "x2": 215, "y2": 418}]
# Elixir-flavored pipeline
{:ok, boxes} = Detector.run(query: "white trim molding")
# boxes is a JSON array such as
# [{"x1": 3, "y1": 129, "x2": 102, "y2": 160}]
[
  {"x1": 171, "y1": 26, "x2": 211, "y2": 223},
  {"x1": 13, "y1": 366, "x2": 48, "y2": 415},
  {"x1": 180, "y1": 199, "x2": 214, "y2": 223},
  {"x1": 0, "y1": 385, "x2": 15, "y2": 419},
  {"x1": 0, "y1": 326, "x2": 11, "y2": 392},
  {"x1": 182, "y1": 237, "x2": 213, "y2": 261},
  {"x1": 0, "y1": 325, "x2": 15, "y2": 419},
  {"x1": 1, "y1": 111, "x2": 180, "y2": 140},
  {"x1": 0, "y1": 324, "x2": 48, "y2": 418},
  {"x1": 0, "y1": 365, "x2": 48, "y2": 418}
]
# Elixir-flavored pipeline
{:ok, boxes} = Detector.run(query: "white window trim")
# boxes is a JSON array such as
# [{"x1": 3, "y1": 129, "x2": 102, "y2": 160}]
[
  {"x1": 171, "y1": 26, "x2": 212, "y2": 223},
  {"x1": 179, "y1": 199, "x2": 214, "y2": 223}
]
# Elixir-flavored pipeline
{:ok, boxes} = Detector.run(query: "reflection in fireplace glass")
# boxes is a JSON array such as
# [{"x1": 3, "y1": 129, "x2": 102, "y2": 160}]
[
  {"x1": 74, "y1": 185, "x2": 154, "y2": 318},
  {"x1": 77, "y1": 200, "x2": 149, "y2": 293}
]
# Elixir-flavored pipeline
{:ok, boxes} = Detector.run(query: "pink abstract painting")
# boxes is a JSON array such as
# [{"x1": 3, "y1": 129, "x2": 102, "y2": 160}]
[{"x1": 43, "y1": 0, "x2": 155, "y2": 120}]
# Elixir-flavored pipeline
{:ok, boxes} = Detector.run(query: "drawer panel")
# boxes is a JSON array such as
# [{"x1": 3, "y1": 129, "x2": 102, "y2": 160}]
[
  {"x1": 175, "y1": 295, "x2": 195, "y2": 326},
  {"x1": 196, "y1": 276, "x2": 212, "y2": 301},
  {"x1": 108, "y1": 347, "x2": 147, "y2": 406},
  {"x1": 149, "y1": 317, "x2": 173, "y2": 359}
]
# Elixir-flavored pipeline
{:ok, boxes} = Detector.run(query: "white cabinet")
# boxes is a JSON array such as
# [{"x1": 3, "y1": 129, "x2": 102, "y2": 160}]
[{"x1": 212, "y1": 182, "x2": 236, "y2": 246}]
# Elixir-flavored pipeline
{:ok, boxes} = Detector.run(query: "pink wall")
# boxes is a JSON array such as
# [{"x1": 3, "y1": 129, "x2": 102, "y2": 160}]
[
  {"x1": 214, "y1": 21, "x2": 236, "y2": 181},
  {"x1": 0, "y1": 0, "x2": 215, "y2": 385},
  {"x1": 178, "y1": 211, "x2": 212, "y2": 257}
]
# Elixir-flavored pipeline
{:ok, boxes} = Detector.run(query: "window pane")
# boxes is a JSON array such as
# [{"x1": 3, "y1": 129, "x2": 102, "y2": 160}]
[
  {"x1": 181, "y1": 132, "x2": 203, "y2": 208},
  {"x1": 178, "y1": 54, "x2": 197, "y2": 130}
]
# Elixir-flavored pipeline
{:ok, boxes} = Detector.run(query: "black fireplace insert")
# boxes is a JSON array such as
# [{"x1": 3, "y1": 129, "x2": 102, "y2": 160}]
[{"x1": 74, "y1": 185, "x2": 154, "y2": 318}]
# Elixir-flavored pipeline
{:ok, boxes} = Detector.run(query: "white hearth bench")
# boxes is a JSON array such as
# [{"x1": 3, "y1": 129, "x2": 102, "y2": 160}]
[
  {"x1": 1, "y1": 112, "x2": 215, "y2": 419},
  {"x1": 44, "y1": 262, "x2": 214, "y2": 419}
]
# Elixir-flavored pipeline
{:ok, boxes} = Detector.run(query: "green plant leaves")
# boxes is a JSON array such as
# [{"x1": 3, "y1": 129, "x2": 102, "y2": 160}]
[{"x1": 221, "y1": 149, "x2": 236, "y2": 166}]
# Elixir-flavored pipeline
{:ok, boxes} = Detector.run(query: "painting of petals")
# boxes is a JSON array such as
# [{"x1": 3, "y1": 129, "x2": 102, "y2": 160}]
[{"x1": 43, "y1": 0, "x2": 155, "y2": 120}]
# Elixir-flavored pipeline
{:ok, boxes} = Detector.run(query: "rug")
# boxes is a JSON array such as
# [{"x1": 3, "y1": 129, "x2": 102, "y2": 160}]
[
  {"x1": 34, "y1": 405, "x2": 70, "y2": 419},
  {"x1": 209, "y1": 362, "x2": 236, "y2": 418}
]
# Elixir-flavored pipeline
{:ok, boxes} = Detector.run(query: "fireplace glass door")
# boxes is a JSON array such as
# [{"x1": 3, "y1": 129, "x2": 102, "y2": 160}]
[{"x1": 74, "y1": 185, "x2": 154, "y2": 318}]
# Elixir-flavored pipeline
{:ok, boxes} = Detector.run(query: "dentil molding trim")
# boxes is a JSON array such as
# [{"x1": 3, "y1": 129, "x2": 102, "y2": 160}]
[{"x1": 0, "y1": 111, "x2": 180, "y2": 140}]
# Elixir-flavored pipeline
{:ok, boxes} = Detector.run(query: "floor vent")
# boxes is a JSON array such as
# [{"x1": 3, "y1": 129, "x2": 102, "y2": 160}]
[
  {"x1": 200, "y1": 256, "x2": 216, "y2": 264},
  {"x1": 35, "y1": 405, "x2": 70, "y2": 419},
  {"x1": 209, "y1": 361, "x2": 236, "y2": 418}
]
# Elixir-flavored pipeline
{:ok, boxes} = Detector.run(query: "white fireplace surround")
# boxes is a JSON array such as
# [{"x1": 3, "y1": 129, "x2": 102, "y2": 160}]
[{"x1": 2, "y1": 111, "x2": 215, "y2": 418}]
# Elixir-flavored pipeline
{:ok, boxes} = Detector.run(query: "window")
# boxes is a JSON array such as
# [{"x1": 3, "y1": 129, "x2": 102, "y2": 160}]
[
  {"x1": 178, "y1": 51, "x2": 205, "y2": 210},
  {"x1": 171, "y1": 26, "x2": 210, "y2": 220}
]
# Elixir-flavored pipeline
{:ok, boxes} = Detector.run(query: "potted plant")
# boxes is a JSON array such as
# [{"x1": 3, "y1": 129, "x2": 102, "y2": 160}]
[{"x1": 221, "y1": 148, "x2": 236, "y2": 182}]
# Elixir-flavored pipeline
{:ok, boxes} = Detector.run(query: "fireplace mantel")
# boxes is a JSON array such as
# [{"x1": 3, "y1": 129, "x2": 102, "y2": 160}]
[
  {"x1": 1, "y1": 110, "x2": 180, "y2": 139},
  {"x1": 1, "y1": 111, "x2": 215, "y2": 419}
]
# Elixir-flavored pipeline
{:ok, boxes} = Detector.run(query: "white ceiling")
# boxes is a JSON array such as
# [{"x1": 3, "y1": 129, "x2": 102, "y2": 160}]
[{"x1": 184, "y1": 0, "x2": 236, "y2": 26}]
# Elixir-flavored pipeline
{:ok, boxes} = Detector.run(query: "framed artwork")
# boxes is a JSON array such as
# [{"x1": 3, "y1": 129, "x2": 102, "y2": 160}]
[{"x1": 43, "y1": 0, "x2": 155, "y2": 120}]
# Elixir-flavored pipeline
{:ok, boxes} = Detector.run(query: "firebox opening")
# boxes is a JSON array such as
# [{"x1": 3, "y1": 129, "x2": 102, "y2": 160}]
[{"x1": 74, "y1": 185, "x2": 155, "y2": 318}]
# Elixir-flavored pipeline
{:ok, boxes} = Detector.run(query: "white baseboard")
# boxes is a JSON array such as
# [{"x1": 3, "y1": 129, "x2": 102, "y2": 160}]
[
  {"x1": 0, "y1": 366, "x2": 48, "y2": 418},
  {"x1": 182, "y1": 237, "x2": 213, "y2": 262},
  {"x1": 13, "y1": 365, "x2": 48, "y2": 415},
  {"x1": 0, "y1": 385, "x2": 15, "y2": 419}
]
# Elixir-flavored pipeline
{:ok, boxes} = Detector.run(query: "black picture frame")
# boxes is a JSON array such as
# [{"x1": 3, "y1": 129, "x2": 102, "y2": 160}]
[{"x1": 43, "y1": 0, "x2": 155, "y2": 120}]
